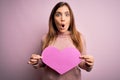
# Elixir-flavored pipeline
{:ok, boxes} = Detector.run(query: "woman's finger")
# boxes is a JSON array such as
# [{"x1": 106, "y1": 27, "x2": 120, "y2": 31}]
[
  {"x1": 30, "y1": 59, "x2": 38, "y2": 62},
  {"x1": 85, "y1": 62, "x2": 94, "y2": 66},
  {"x1": 31, "y1": 54, "x2": 42, "y2": 59},
  {"x1": 85, "y1": 58, "x2": 94, "y2": 63},
  {"x1": 28, "y1": 61, "x2": 31, "y2": 64},
  {"x1": 79, "y1": 55, "x2": 90, "y2": 59}
]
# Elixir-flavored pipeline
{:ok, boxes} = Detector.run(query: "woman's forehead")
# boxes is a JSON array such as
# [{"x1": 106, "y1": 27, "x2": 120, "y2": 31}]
[{"x1": 56, "y1": 5, "x2": 70, "y2": 13}]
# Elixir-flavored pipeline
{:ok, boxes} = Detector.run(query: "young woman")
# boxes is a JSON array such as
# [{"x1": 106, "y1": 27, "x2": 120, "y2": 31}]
[{"x1": 28, "y1": 2, "x2": 94, "y2": 80}]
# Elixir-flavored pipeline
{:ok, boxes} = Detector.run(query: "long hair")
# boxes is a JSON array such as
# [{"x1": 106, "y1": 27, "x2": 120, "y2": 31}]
[{"x1": 42, "y1": 2, "x2": 84, "y2": 53}]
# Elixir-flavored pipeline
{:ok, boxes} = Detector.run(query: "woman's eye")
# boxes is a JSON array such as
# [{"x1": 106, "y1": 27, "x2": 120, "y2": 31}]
[
  {"x1": 65, "y1": 13, "x2": 70, "y2": 17},
  {"x1": 55, "y1": 13, "x2": 61, "y2": 17}
]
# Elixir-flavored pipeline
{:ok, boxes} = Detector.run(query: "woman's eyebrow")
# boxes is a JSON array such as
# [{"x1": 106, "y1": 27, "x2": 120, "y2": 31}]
[
  {"x1": 55, "y1": 11, "x2": 61, "y2": 14},
  {"x1": 56, "y1": 10, "x2": 69, "y2": 13},
  {"x1": 65, "y1": 11, "x2": 70, "y2": 14}
]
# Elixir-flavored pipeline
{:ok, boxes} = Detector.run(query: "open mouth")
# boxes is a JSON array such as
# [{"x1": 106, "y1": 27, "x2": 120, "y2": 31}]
[{"x1": 61, "y1": 24, "x2": 65, "y2": 27}]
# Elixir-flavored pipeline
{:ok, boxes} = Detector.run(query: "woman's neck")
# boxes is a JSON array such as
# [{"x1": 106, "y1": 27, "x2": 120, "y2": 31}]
[
  {"x1": 58, "y1": 31, "x2": 71, "y2": 35},
  {"x1": 57, "y1": 31, "x2": 71, "y2": 38}
]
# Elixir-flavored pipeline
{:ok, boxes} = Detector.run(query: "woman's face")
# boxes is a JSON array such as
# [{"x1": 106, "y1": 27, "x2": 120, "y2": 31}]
[{"x1": 54, "y1": 5, "x2": 70, "y2": 33}]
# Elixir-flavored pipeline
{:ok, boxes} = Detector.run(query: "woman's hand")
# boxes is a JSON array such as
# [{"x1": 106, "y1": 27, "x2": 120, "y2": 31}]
[
  {"x1": 80, "y1": 55, "x2": 94, "y2": 67},
  {"x1": 28, "y1": 54, "x2": 42, "y2": 65}
]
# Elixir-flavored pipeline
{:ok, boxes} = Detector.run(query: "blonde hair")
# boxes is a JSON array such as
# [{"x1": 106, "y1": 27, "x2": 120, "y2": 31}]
[{"x1": 42, "y1": 2, "x2": 84, "y2": 54}]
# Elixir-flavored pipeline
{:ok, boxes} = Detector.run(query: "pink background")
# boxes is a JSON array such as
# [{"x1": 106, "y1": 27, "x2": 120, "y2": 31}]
[{"x1": 0, "y1": 0, "x2": 120, "y2": 80}]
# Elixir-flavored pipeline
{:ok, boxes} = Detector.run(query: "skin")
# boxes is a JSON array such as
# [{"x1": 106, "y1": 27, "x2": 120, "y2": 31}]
[
  {"x1": 28, "y1": 5, "x2": 94, "y2": 69},
  {"x1": 28, "y1": 54, "x2": 42, "y2": 65},
  {"x1": 80, "y1": 55, "x2": 94, "y2": 67},
  {"x1": 54, "y1": 5, "x2": 70, "y2": 33}
]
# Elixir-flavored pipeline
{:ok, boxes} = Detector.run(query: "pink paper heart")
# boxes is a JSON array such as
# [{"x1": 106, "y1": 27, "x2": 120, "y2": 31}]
[{"x1": 42, "y1": 46, "x2": 81, "y2": 74}]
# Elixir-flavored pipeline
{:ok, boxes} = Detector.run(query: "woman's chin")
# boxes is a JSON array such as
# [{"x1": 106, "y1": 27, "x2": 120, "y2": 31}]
[{"x1": 59, "y1": 30, "x2": 66, "y2": 33}]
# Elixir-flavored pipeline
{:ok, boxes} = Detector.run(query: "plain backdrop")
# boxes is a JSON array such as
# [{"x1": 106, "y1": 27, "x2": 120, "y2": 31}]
[{"x1": 0, "y1": 0, "x2": 120, "y2": 80}]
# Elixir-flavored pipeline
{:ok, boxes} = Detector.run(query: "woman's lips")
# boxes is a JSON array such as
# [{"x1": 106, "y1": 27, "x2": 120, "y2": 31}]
[{"x1": 60, "y1": 24, "x2": 65, "y2": 30}]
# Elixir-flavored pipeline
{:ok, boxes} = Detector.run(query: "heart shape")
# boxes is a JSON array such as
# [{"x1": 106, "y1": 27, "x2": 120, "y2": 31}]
[{"x1": 42, "y1": 46, "x2": 81, "y2": 74}]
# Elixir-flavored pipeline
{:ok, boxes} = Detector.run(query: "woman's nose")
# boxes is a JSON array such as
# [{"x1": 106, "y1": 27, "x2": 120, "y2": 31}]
[{"x1": 61, "y1": 15, "x2": 65, "y2": 21}]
